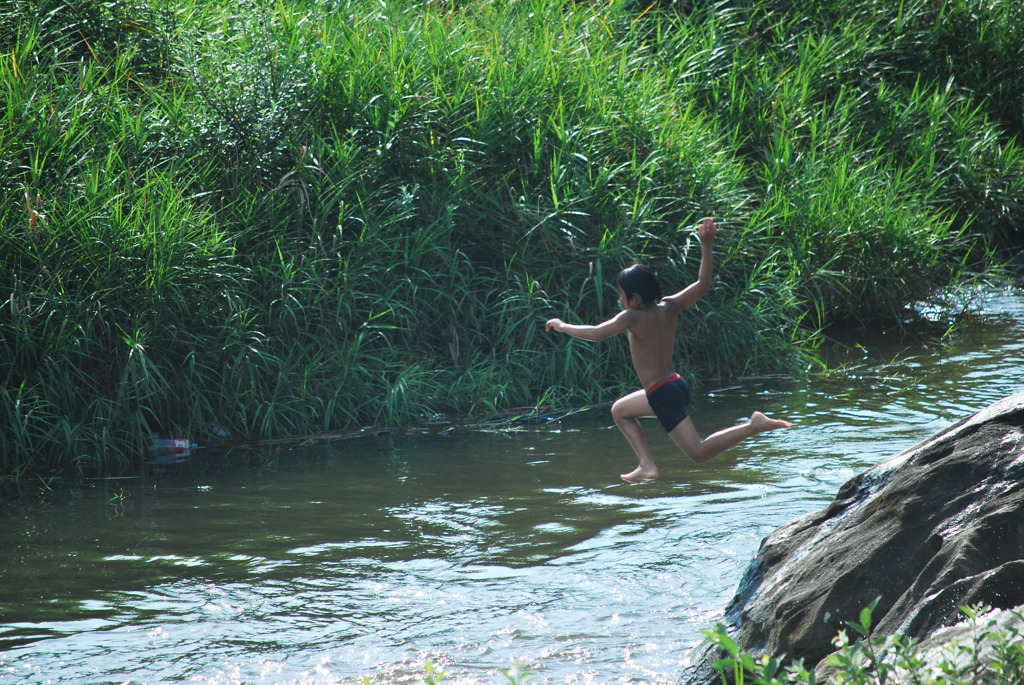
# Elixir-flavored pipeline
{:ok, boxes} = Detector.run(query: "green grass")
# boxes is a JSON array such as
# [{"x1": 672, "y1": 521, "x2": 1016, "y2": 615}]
[{"x1": 2, "y1": 0, "x2": 1022, "y2": 479}]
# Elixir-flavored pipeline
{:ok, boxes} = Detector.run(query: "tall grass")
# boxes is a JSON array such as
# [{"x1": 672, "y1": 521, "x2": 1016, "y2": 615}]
[{"x1": 1, "y1": 0, "x2": 1022, "y2": 480}]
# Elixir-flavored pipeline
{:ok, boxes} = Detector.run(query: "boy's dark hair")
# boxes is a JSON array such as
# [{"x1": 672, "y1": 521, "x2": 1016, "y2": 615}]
[{"x1": 617, "y1": 264, "x2": 662, "y2": 306}]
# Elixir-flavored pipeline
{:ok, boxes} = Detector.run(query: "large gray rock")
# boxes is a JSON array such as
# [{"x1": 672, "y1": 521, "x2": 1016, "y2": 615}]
[{"x1": 685, "y1": 390, "x2": 1024, "y2": 683}]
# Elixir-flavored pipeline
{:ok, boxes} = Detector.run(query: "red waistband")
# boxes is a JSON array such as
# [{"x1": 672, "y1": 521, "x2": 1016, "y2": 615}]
[{"x1": 646, "y1": 372, "x2": 682, "y2": 397}]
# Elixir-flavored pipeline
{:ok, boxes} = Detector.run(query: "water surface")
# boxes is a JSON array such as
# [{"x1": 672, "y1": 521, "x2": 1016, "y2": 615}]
[{"x1": 2, "y1": 287, "x2": 1023, "y2": 684}]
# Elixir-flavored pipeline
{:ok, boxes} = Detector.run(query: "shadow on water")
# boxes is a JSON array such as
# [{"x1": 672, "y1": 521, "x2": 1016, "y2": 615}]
[{"x1": 1, "y1": 286, "x2": 1023, "y2": 683}]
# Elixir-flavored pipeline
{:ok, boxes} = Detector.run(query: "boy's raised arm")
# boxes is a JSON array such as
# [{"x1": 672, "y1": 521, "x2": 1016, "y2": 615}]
[{"x1": 664, "y1": 217, "x2": 716, "y2": 310}]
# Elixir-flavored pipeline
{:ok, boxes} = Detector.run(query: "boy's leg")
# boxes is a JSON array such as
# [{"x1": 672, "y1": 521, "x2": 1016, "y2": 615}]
[
  {"x1": 668, "y1": 412, "x2": 793, "y2": 464},
  {"x1": 611, "y1": 389, "x2": 660, "y2": 482}
]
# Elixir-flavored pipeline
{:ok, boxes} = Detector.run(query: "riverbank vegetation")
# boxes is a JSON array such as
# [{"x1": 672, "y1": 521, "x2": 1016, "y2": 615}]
[
  {"x1": 2, "y1": 0, "x2": 1023, "y2": 479},
  {"x1": 704, "y1": 602, "x2": 1024, "y2": 684}
]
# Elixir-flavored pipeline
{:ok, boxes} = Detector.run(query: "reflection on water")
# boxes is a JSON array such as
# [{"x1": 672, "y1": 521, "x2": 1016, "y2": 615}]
[{"x1": 2, "y1": 288, "x2": 1023, "y2": 684}]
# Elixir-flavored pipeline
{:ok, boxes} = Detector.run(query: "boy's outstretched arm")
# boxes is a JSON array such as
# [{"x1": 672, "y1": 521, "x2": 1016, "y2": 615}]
[
  {"x1": 546, "y1": 310, "x2": 632, "y2": 342},
  {"x1": 664, "y1": 217, "x2": 716, "y2": 311}
]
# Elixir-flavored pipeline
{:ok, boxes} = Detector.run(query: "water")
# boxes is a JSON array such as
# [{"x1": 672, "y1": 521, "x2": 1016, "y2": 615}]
[{"x1": 2, "y1": 287, "x2": 1023, "y2": 684}]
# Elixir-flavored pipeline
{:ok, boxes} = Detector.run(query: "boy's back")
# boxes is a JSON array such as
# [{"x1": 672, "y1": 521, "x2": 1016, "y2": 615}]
[{"x1": 624, "y1": 302, "x2": 681, "y2": 389}]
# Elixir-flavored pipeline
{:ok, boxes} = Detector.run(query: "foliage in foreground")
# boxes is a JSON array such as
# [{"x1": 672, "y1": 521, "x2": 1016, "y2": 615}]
[
  {"x1": 2, "y1": 0, "x2": 1023, "y2": 477},
  {"x1": 705, "y1": 601, "x2": 1024, "y2": 685},
  {"x1": 360, "y1": 661, "x2": 535, "y2": 684}
]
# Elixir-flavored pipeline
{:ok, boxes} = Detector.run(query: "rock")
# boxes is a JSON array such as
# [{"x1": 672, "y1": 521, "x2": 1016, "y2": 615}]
[
  {"x1": 684, "y1": 390, "x2": 1024, "y2": 684},
  {"x1": 895, "y1": 605, "x2": 1024, "y2": 676}
]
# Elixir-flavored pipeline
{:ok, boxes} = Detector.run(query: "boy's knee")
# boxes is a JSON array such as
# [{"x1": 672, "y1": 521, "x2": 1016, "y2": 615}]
[{"x1": 611, "y1": 406, "x2": 640, "y2": 429}]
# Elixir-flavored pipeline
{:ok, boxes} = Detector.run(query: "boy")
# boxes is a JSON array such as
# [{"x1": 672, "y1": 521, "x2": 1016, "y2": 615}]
[{"x1": 545, "y1": 217, "x2": 793, "y2": 482}]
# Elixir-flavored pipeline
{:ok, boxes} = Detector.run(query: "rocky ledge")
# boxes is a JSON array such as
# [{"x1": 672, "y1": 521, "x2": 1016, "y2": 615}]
[{"x1": 684, "y1": 390, "x2": 1024, "y2": 683}]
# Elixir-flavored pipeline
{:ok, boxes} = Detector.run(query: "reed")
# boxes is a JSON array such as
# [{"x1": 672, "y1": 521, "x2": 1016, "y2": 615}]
[{"x1": 1, "y1": 0, "x2": 1021, "y2": 480}]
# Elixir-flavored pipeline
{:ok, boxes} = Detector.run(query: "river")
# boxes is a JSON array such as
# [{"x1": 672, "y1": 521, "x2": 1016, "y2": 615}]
[{"x1": 2, "y1": 286, "x2": 1023, "y2": 684}]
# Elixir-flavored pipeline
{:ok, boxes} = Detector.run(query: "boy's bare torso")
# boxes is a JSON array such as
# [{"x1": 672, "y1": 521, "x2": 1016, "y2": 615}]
[{"x1": 624, "y1": 301, "x2": 681, "y2": 390}]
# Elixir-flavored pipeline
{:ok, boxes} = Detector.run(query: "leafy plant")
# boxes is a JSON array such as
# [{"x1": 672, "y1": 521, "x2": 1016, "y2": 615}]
[{"x1": 704, "y1": 602, "x2": 1024, "y2": 684}]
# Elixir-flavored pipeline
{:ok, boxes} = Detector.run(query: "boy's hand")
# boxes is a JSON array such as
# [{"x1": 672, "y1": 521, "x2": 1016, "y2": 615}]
[
  {"x1": 699, "y1": 217, "x2": 717, "y2": 241},
  {"x1": 545, "y1": 318, "x2": 563, "y2": 332}
]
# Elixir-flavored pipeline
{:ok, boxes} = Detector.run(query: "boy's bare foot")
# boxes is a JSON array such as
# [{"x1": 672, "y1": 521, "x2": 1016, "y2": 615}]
[
  {"x1": 750, "y1": 411, "x2": 794, "y2": 433},
  {"x1": 620, "y1": 466, "x2": 659, "y2": 483}
]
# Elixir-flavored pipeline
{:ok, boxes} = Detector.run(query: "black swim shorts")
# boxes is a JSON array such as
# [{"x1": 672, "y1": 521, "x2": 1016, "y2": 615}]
[{"x1": 646, "y1": 373, "x2": 691, "y2": 432}]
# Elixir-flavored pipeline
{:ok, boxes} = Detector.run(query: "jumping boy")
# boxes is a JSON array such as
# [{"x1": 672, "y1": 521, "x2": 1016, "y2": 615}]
[{"x1": 545, "y1": 217, "x2": 793, "y2": 482}]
